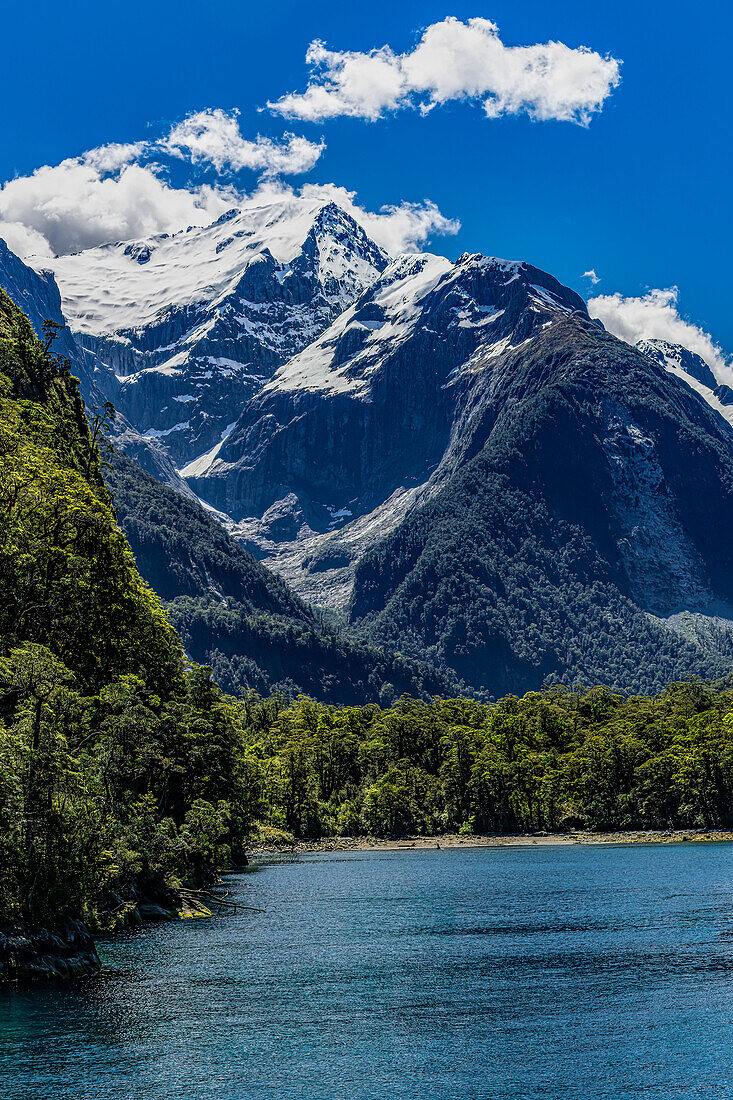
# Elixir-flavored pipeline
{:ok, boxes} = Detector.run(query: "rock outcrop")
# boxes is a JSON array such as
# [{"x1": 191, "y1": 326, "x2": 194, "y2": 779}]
[{"x1": 0, "y1": 921, "x2": 101, "y2": 983}]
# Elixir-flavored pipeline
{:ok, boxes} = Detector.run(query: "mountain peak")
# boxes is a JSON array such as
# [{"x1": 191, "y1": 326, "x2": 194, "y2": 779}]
[
  {"x1": 637, "y1": 337, "x2": 733, "y2": 421},
  {"x1": 638, "y1": 338, "x2": 718, "y2": 389},
  {"x1": 309, "y1": 201, "x2": 389, "y2": 271}
]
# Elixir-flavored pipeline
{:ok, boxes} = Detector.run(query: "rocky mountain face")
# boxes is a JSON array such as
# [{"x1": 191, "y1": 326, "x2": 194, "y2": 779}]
[
  {"x1": 638, "y1": 338, "x2": 733, "y2": 422},
  {"x1": 180, "y1": 249, "x2": 589, "y2": 610},
  {"x1": 187, "y1": 252, "x2": 586, "y2": 520},
  {"x1": 348, "y1": 314, "x2": 733, "y2": 694},
  {"x1": 104, "y1": 450, "x2": 456, "y2": 704},
  {"x1": 42, "y1": 199, "x2": 387, "y2": 466},
  {"x1": 10, "y1": 195, "x2": 733, "y2": 695}
]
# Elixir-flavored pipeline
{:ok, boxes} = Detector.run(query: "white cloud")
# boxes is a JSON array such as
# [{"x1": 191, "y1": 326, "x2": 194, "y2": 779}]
[
  {"x1": 0, "y1": 110, "x2": 325, "y2": 259},
  {"x1": 0, "y1": 133, "x2": 457, "y2": 261},
  {"x1": 0, "y1": 220, "x2": 55, "y2": 259},
  {"x1": 582, "y1": 268, "x2": 600, "y2": 285},
  {"x1": 162, "y1": 108, "x2": 324, "y2": 175},
  {"x1": 81, "y1": 142, "x2": 147, "y2": 173},
  {"x1": 588, "y1": 287, "x2": 732, "y2": 385},
  {"x1": 0, "y1": 157, "x2": 235, "y2": 257},
  {"x1": 268, "y1": 17, "x2": 621, "y2": 125}
]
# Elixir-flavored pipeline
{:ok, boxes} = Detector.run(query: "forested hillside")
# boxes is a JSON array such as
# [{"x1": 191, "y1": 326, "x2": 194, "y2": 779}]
[
  {"x1": 0, "y1": 288, "x2": 263, "y2": 941},
  {"x1": 106, "y1": 452, "x2": 456, "y2": 704},
  {"x1": 349, "y1": 316, "x2": 733, "y2": 695}
]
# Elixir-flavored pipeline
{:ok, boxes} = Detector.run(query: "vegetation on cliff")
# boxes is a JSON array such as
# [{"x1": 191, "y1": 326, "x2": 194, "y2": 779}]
[{"x1": 0, "y1": 289, "x2": 257, "y2": 931}]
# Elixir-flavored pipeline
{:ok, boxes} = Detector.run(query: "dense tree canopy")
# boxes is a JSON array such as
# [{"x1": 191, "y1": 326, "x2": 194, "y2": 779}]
[
  {"x1": 242, "y1": 681, "x2": 733, "y2": 839},
  {"x1": 0, "y1": 290, "x2": 256, "y2": 927}
]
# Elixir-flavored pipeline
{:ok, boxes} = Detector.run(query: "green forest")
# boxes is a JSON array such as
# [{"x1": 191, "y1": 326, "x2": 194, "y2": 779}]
[
  {"x1": 3, "y1": 285, "x2": 733, "y2": 952},
  {"x1": 105, "y1": 450, "x2": 456, "y2": 705},
  {"x1": 242, "y1": 682, "x2": 733, "y2": 840}
]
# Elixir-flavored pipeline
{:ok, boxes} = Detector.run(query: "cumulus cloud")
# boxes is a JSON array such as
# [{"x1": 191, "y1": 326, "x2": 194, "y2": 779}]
[
  {"x1": 0, "y1": 157, "x2": 235, "y2": 257},
  {"x1": 268, "y1": 16, "x2": 621, "y2": 125},
  {"x1": 0, "y1": 110, "x2": 326, "y2": 258},
  {"x1": 0, "y1": 114, "x2": 457, "y2": 260},
  {"x1": 0, "y1": 220, "x2": 55, "y2": 260},
  {"x1": 81, "y1": 142, "x2": 147, "y2": 173},
  {"x1": 589, "y1": 287, "x2": 732, "y2": 384},
  {"x1": 162, "y1": 108, "x2": 324, "y2": 175},
  {"x1": 582, "y1": 269, "x2": 600, "y2": 285}
]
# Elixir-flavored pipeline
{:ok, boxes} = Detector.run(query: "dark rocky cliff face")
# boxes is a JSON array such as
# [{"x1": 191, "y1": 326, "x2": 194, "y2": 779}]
[
  {"x1": 347, "y1": 315, "x2": 733, "y2": 695},
  {"x1": 188, "y1": 254, "x2": 587, "y2": 525},
  {"x1": 0, "y1": 922, "x2": 101, "y2": 983}
]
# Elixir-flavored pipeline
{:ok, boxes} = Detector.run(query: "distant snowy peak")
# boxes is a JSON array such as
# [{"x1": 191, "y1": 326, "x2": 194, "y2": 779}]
[
  {"x1": 637, "y1": 338, "x2": 733, "y2": 425},
  {"x1": 264, "y1": 252, "x2": 452, "y2": 396},
  {"x1": 37, "y1": 197, "x2": 391, "y2": 465},
  {"x1": 304, "y1": 202, "x2": 389, "y2": 312},
  {"x1": 638, "y1": 338, "x2": 719, "y2": 390},
  {"x1": 39, "y1": 196, "x2": 388, "y2": 336},
  {"x1": 263, "y1": 249, "x2": 587, "y2": 399},
  {"x1": 311, "y1": 201, "x2": 388, "y2": 271}
]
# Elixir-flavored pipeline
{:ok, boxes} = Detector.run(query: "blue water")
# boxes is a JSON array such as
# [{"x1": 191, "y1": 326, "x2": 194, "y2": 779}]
[{"x1": 3, "y1": 843, "x2": 733, "y2": 1099}]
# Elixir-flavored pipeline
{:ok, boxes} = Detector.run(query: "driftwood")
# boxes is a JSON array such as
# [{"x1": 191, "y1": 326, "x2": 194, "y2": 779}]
[{"x1": 177, "y1": 887, "x2": 266, "y2": 914}]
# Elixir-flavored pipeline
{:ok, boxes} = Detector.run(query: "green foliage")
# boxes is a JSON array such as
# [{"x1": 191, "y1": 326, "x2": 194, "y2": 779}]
[
  {"x1": 0, "y1": 291, "x2": 259, "y2": 928},
  {"x1": 0, "y1": 290, "x2": 182, "y2": 696},
  {"x1": 0, "y1": 643, "x2": 261, "y2": 926},
  {"x1": 242, "y1": 683, "x2": 733, "y2": 839}
]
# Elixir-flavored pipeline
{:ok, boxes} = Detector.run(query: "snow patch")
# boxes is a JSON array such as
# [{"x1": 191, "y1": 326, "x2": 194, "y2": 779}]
[
  {"x1": 178, "y1": 421, "x2": 237, "y2": 478},
  {"x1": 141, "y1": 420, "x2": 190, "y2": 439}
]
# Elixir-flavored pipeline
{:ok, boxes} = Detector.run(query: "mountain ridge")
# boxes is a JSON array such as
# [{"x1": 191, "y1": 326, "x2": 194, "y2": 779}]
[
  {"x1": 8, "y1": 196, "x2": 733, "y2": 697},
  {"x1": 37, "y1": 197, "x2": 390, "y2": 463},
  {"x1": 347, "y1": 312, "x2": 733, "y2": 694}
]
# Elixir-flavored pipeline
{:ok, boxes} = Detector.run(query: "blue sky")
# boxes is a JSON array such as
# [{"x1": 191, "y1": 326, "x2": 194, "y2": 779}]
[{"x1": 2, "y1": 0, "x2": 731, "y2": 351}]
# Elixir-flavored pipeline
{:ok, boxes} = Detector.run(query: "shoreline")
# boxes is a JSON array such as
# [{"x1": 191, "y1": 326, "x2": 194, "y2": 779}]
[
  {"x1": 249, "y1": 828, "x2": 733, "y2": 857},
  {"x1": 0, "y1": 887, "x2": 212, "y2": 986}
]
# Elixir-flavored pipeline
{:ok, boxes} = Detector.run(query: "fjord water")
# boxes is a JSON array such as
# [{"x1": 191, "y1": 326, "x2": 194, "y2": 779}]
[{"x1": 3, "y1": 844, "x2": 733, "y2": 1099}]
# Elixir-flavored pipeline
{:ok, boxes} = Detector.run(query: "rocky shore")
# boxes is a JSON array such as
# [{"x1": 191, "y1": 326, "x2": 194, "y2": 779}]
[
  {"x1": 103, "y1": 884, "x2": 213, "y2": 930},
  {"x1": 248, "y1": 827, "x2": 733, "y2": 856},
  {"x1": 0, "y1": 885, "x2": 213, "y2": 986},
  {"x1": 0, "y1": 921, "x2": 101, "y2": 983}
]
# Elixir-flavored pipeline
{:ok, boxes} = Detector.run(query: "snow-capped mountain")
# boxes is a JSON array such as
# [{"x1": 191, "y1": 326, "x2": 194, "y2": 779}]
[
  {"x1": 8, "y1": 194, "x2": 733, "y2": 697},
  {"x1": 184, "y1": 249, "x2": 587, "y2": 596},
  {"x1": 638, "y1": 338, "x2": 733, "y2": 425},
  {"x1": 39, "y1": 197, "x2": 388, "y2": 464}
]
